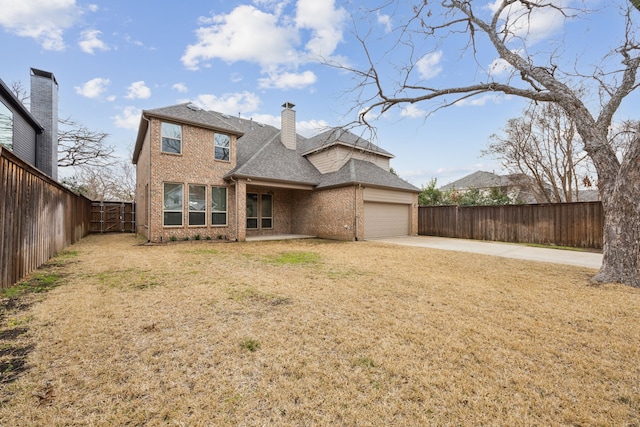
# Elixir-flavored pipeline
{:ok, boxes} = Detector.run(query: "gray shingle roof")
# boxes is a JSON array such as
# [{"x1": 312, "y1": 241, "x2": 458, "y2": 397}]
[
  {"x1": 440, "y1": 171, "x2": 511, "y2": 190},
  {"x1": 144, "y1": 103, "x2": 244, "y2": 135},
  {"x1": 317, "y1": 159, "x2": 419, "y2": 192},
  {"x1": 301, "y1": 128, "x2": 394, "y2": 158}
]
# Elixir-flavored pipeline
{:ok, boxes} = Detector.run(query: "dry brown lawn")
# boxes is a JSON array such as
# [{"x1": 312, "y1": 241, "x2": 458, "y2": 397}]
[{"x1": 1, "y1": 233, "x2": 639, "y2": 426}]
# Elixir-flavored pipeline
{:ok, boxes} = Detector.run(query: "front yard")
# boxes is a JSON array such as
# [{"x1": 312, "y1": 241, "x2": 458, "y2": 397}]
[{"x1": 1, "y1": 234, "x2": 639, "y2": 425}]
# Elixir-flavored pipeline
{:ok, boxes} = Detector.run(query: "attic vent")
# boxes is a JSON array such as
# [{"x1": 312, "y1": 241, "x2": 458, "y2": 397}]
[
  {"x1": 186, "y1": 103, "x2": 202, "y2": 111},
  {"x1": 220, "y1": 113, "x2": 231, "y2": 119}
]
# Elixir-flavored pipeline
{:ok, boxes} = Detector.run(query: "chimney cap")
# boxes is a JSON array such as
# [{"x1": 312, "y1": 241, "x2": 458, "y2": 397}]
[{"x1": 282, "y1": 102, "x2": 295, "y2": 109}]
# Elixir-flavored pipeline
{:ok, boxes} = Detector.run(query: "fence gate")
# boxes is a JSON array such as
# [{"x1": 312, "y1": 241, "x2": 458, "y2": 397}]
[{"x1": 90, "y1": 201, "x2": 135, "y2": 233}]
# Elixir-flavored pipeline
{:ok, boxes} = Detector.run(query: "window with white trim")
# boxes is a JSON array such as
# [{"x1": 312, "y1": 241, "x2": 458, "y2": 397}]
[
  {"x1": 188, "y1": 184, "x2": 206, "y2": 226},
  {"x1": 246, "y1": 192, "x2": 273, "y2": 230},
  {"x1": 211, "y1": 187, "x2": 227, "y2": 226},
  {"x1": 214, "y1": 133, "x2": 230, "y2": 161},
  {"x1": 163, "y1": 183, "x2": 183, "y2": 226},
  {"x1": 161, "y1": 122, "x2": 182, "y2": 154}
]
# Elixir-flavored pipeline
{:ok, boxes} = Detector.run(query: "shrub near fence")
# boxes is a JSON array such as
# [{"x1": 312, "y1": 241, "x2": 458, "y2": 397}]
[
  {"x1": 418, "y1": 202, "x2": 604, "y2": 249},
  {"x1": 0, "y1": 147, "x2": 92, "y2": 289}
]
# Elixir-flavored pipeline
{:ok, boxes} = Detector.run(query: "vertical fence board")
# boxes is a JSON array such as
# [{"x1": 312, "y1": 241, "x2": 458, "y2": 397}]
[
  {"x1": 418, "y1": 202, "x2": 603, "y2": 249},
  {"x1": 0, "y1": 148, "x2": 93, "y2": 289}
]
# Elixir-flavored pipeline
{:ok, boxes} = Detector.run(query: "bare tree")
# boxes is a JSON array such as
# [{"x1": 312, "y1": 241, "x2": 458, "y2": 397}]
[
  {"x1": 484, "y1": 102, "x2": 592, "y2": 203},
  {"x1": 338, "y1": 1, "x2": 640, "y2": 286},
  {"x1": 57, "y1": 117, "x2": 115, "y2": 168},
  {"x1": 61, "y1": 159, "x2": 135, "y2": 202},
  {"x1": 10, "y1": 82, "x2": 116, "y2": 168}
]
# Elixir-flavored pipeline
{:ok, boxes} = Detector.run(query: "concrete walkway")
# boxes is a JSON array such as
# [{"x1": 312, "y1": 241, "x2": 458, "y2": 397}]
[{"x1": 372, "y1": 236, "x2": 603, "y2": 269}]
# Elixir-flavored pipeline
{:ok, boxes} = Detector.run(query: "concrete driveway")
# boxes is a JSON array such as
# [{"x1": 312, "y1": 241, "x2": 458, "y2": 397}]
[{"x1": 371, "y1": 236, "x2": 603, "y2": 269}]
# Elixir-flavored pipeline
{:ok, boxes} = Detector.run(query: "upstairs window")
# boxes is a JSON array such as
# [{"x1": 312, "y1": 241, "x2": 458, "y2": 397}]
[
  {"x1": 0, "y1": 101, "x2": 13, "y2": 150},
  {"x1": 161, "y1": 122, "x2": 182, "y2": 154},
  {"x1": 214, "y1": 133, "x2": 230, "y2": 161},
  {"x1": 188, "y1": 184, "x2": 206, "y2": 226}
]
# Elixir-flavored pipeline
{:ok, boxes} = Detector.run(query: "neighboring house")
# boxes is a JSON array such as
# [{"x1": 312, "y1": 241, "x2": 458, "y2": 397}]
[
  {"x1": 441, "y1": 170, "x2": 600, "y2": 203},
  {"x1": 440, "y1": 170, "x2": 543, "y2": 204},
  {"x1": 132, "y1": 102, "x2": 419, "y2": 242},
  {"x1": 0, "y1": 68, "x2": 58, "y2": 180}
]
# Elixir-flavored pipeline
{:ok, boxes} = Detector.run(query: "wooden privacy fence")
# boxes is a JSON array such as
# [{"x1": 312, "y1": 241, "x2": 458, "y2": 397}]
[
  {"x1": 0, "y1": 147, "x2": 92, "y2": 289},
  {"x1": 418, "y1": 202, "x2": 604, "y2": 249},
  {"x1": 90, "y1": 201, "x2": 135, "y2": 233}
]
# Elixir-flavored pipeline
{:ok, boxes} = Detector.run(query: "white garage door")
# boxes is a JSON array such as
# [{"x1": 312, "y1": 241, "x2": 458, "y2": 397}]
[{"x1": 364, "y1": 202, "x2": 410, "y2": 239}]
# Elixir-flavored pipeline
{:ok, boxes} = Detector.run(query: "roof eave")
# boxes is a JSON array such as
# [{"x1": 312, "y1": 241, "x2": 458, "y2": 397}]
[{"x1": 144, "y1": 110, "x2": 245, "y2": 137}]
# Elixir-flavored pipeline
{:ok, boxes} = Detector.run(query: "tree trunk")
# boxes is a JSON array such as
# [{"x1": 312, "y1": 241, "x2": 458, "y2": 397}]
[{"x1": 592, "y1": 137, "x2": 640, "y2": 287}]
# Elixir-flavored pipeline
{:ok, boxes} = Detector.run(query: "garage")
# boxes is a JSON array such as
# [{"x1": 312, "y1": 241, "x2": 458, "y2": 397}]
[{"x1": 363, "y1": 201, "x2": 411, "y2": 239}]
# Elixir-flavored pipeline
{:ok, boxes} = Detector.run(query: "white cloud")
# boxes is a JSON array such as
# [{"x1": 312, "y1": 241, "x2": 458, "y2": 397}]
[
  {"x1": 486, "y1": 0, "x2": 568, "y2": 45},
  {"x1": 400, "y1": 104, "x2": 426, "y2": 119},
  {"x1": 416, "y1": 51, "x2": 443, "y2": 80},
  {"x1": 172, "y1": 83, "x2": 188, "y2": 93},
  {"x1": 113, "y1": 106, "x2": 141, "y2": 130},
  {"x1": 75, "y1": 77, "x2": 110, "y2": 99},
  {"x1": 377, "y1": 11, "x2": 392, "y2": 33},
  {"x1": 78, "y1": 29, "x2": 109, "y2": 54},
  {"x1": 0, "y1": 0, "x2": 79, "y2": 50},
  {"x1": 250, "y1": 113, "x2": 329, "y2": 137},
  {"x1": 189, "y1": 92, "x2": 261, "y2": 114},
  {"x1": 181, "y1": 0, "x2": 346, "y2": 88},
  {"x1": 125, "y1": 81, "x2": 151, "y2": 99},
  {"x1": 295, "y1": 0, "x2": 346, "y2": 57},
  {"x1": 181, "y1": 5, "x2": 298, "y2": 70},
  {"x1": 87, "y1": 4, "x2": 98, "y2": 12},
  {"x1": 456, "y1": 94, "x2": 505, "y2": 107},
  {"x1": 296, "y1": 119, "x2": 330, "y2": 137},
  {"x1": 258, "y1": 70, "x2": 317, "y2": 89},
  {"x1": 488, "y1": 57, "x2": 513, "y2": 78}
]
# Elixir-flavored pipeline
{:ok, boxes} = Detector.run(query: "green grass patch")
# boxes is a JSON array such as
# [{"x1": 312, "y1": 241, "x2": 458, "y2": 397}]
[
  {"x1": 1, "y1": 272, "x2": 64, "y2": 299},
  {"x1": 94, "y1": 269, "x2": 160, "y2": 290},
  {"x1": 267, "y1": 251, "x2": 321, "y2": 265},
  {"x1": 239, "y1": 338, "x2": 260, "y2": 352}
]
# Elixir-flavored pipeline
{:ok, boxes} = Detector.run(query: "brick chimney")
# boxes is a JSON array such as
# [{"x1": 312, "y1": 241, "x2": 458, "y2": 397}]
[
  {"x1": 30, "y1": 68, "x2": 58, "y2": 180},
  {"x1": 280, "y1": 102, "x2": 296, "y2": 150}
]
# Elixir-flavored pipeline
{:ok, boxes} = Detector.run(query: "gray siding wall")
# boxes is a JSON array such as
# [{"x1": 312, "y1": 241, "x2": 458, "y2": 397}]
[
  {"x1": 0, "y1": 93, "x2": 38, "y2": 166},
  {"x1": 12, "y1": 109, "x2": 37, "y2": 165}
]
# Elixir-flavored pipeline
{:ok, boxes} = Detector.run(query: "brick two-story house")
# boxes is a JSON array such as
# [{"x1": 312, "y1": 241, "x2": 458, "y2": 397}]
[{"x1": 132, "y1": 102, "x2": 419, "y2": 242}]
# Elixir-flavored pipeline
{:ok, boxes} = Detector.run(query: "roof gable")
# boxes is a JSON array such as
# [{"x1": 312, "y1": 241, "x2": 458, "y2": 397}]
[
  {"x1": 301, "y1": 128, "x2": 394, "y2": 158},
  {"x1": 317, "y1": 159, "x2": 419, "y2": 192}
]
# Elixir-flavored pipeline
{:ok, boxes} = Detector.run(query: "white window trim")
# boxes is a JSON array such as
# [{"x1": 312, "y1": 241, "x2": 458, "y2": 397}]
[
  {"x1": 188, "y1": 184, "x2": 207, "y2": 227},
  {"x1": 214, "y1": 133, "x2": 231, "y2": 162},
  {"x1": 211, "y1": 186, "x2": 228, "y2": 227},
  {"x1": 163, "y1": 182, "x2": 184, "y2": 227},
  {"x1": 161, "y1": 122, "x2": 182, "y2": 155}
]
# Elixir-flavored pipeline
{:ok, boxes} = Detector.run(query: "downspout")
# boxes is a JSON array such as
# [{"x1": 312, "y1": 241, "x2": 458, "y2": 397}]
[
  {"x1": 230, "y1": 176, "x2": 238, "y2": 241},
  {"x1": 143, "y1": 114, "x2": 151, "y2": 243}
]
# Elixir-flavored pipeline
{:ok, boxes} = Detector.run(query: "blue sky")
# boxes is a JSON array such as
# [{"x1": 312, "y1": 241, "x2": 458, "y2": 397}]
[{"x1": 1, "y1": 0, "x2": 637, "y2": 187}]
